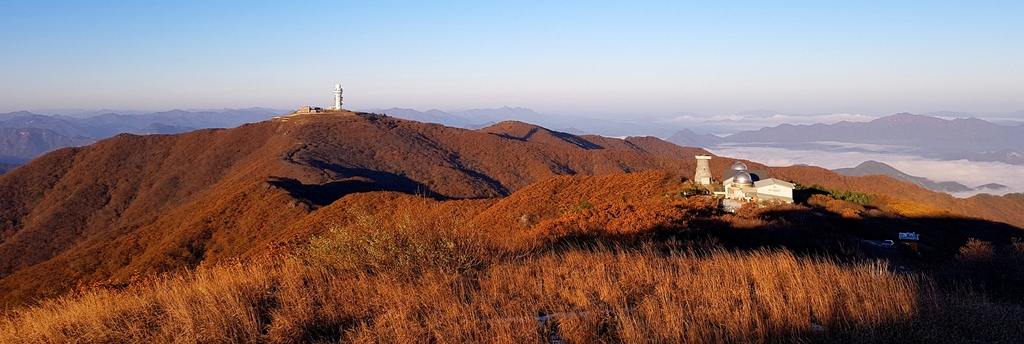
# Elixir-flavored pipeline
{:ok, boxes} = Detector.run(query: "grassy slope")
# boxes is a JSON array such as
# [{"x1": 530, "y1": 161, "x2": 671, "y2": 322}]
[
  {"x1": 0, "y1": 111, "x2": 1022, "y2": 316},
  {"x1": 0, "y1": 113, "x2": 707, "y2": 308},
  {"x1": 4, "y1": 171, "x2": 1023, "y2": 343}
]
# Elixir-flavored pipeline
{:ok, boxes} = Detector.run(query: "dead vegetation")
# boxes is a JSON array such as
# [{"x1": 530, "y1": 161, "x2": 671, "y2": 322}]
[
  {"x1": 0, "y1": 247, "x2": 919, "y2": 343},
  {"x1": 4, "y1": 171, "x2": 1024, "y2": 342},
  {"x1": 2, "y1": 114, "x2": 1024, "y2": 342}
]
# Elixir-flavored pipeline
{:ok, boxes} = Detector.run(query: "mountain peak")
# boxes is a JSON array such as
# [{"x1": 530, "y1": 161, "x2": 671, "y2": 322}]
[
  {"x1": 480, "y1": 121, "x2": 604, "y2": 150},
  {"x1": 871, "y1": 112, "x2": 941, "y2": 123},
  {"x1": 834, "y1": 160, "x2": 973, "y2": 193}
]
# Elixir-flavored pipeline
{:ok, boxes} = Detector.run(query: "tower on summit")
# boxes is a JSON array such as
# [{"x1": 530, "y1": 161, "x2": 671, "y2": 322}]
[
  {"x1": 694, "y1": 155, "x2": 713, "y2": 185},
  {"x1": 333, "y1": 84, "x2": 343, "y2": 110}
]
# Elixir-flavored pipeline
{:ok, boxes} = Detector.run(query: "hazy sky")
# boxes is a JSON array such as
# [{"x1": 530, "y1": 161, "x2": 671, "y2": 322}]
[{"x1": 2, "y1": 1, "x2": 1022, "y2": 118}]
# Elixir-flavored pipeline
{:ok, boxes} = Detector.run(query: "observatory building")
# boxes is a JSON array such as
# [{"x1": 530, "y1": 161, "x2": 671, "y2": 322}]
[{"x1": 697, "y1": 156, "x2": 795, "y2": 204}]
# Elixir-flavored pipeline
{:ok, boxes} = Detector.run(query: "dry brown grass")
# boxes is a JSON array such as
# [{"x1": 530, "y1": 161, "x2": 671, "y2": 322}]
[
  {"x1": 4, "y1": 167, "x2": 1023, "y2": 342},
  {"x1": 1, "y1": 244, "x2": 919, "y2": 343},
  {"x1": 6, "y1": 171, "x2": 1018, "y2": 343}
]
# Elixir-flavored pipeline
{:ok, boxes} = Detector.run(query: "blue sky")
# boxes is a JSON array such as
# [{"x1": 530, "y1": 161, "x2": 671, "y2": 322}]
[{"x1": 2, "y1": 1, "x2": 1022, "y2": 118}]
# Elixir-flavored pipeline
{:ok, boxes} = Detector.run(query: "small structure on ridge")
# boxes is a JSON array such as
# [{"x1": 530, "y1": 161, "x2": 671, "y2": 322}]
[
  {"x1": 333, "y1": 83, "x2": 343, "y2": 110},
  {"x1": 694, "y1": 155, "x2": 713, "y2": 185},
  {"x1": 291, "y1": 83, "x2": 345, "y2": 115}
]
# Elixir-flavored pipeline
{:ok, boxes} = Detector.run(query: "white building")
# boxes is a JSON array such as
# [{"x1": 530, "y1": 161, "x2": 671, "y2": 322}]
[
  {"x1": 754, "y1": 179, "x2": 795, "y2": 203},
  {"x1": 712, "y1": 162, "x2": 795, "y2": 204},
  {"x1": 333, "y1": 84, "x2": 343, "y2": 110}
]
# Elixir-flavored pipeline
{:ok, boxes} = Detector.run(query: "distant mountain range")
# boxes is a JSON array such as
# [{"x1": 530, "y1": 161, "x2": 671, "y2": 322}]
[
  {"x1": 668, "y1": 113, "x2": 1024, "y2": 165},
  {"x1": 0, "y1": 108, "x2": 288, "y2": 165},
  {"x1": 833, "y1": 160, "x2": 1007, "y2": 194},
  {"x1": 370, "y1": 108, "x2": 1024, "y2": 139},
  {"x1": 0, "y1": 128, "x2": 95, "y2": 164},
  {"x1": 6, "y1": 108, "x2": 1023, "y2": 171}
]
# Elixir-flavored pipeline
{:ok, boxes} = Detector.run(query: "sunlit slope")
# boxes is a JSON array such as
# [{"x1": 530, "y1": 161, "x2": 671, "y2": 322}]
[
  {"x1": 0, "y1": 121, "x2": 312, "y2": 303},
  {"x1": 10, "y1": 170, "x2": 1024, "y2": 342},
  {"x1": 1, "y1": 110, "x2": 1022, "y2": 308},
  {"x1": 284, "y1": 115, "x2": 709, "y2": 198},
  {"x1": 0, "y1": 111, "x2": 708, "y2": 307}
]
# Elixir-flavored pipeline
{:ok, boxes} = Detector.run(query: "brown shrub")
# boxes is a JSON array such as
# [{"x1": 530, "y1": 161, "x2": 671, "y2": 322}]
[
  {"x1": 957, "y1": 238, "x2": 996, "y2": 262},
  {"x1": 1012, "y1": 238, "x2": 1024, "y2": 256},
  {"x1": 300, "y1": 195, "x2": 495, "y2": 276}
]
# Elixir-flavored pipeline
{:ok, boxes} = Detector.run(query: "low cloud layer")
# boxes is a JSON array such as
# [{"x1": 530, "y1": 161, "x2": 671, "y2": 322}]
[
  {"x1": 706, "y1": 144, "x2": 1024, "y2": 198},
  {"x1": 661, "y1": 113, "x2": 877, "y2": 133}
]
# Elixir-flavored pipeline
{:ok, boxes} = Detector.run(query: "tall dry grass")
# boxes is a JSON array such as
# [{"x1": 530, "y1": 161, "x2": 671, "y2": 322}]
[
  {"x1": 9, "y1": 176, "x2": 1001, "y2": 343},
  {"x1": 0, "y1": 262, "x2": 276, "y2": 343},
  {"x1": 1, "y1": 246, "x2": 918, "y2": 343}
]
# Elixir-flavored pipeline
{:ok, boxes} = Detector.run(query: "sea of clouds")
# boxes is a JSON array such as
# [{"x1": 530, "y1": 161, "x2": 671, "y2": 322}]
[
  {"x1": 706, "y1": 143, "x2": 1024, "y2": 198},
  {"x1": 660, "y1": 113, "x2": 877, "y2": 133}
]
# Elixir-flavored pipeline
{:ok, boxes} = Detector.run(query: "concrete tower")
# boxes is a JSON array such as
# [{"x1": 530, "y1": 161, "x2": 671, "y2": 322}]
[
  {"x1": 695, "y1": 155, "x2": 713, "y2": 185},
  {"x1": 333, "y1": 84, "x2": 343, "y2": 110}
]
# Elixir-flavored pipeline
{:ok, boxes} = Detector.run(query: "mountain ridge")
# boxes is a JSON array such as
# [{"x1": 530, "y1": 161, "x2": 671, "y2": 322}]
[
  {"x1": 0, "y1": 111, "x2": 710, "y2": 306},
  {"x1": 0, "y1": 127, "x2": 95, "y2": 164},
  {"x1": 0, "y1": 108, "x2": 288, "y2": 164},
  {"x1": 833, "y1": 160, "x2": 974, "y2": 193},
  {"x1": 667, "y1": 113, "x2": 1024, "y2": 165},
  {"x1": 1, "y1": 111, "x2": 1023, "y2": 309}
]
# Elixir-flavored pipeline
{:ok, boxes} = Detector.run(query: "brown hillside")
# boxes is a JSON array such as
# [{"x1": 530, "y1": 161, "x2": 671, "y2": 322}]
[
  {"x1": 0, "y1": 112, "x2": 706, "y2": 307},
  {"x1": 479, "y1": 121, "x2": 604, "y2": 150},
  {"x1": 466, "y1": 170, "x2": 687, "y2": 240},
  {"x1": 2, "y1": 110, "x2": 1023, "y2": 309},
  {"x1": 5, "y1": 169, "x2": 1024, "y2": 342}
]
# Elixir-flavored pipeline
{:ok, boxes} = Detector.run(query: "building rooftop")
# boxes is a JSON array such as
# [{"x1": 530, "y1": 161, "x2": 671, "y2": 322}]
[
  {"x1": 722, "y1": 169, "x2": 767, "y2": 182},
  {"x1": 754, "y1": 178, "x2": 795, "y2": 189},
  {"x1": 899, "y1": 232, "x2": 920, "y2": 241}
]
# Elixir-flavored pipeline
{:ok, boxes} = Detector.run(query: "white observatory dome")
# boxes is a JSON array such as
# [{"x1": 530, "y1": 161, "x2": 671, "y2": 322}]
[
  {"x1": 731, "y1": 162, "x2": 748, "y2": 171},
  {"x1": 732, "y1": 171, "x2": 753, "y2": 186}
]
